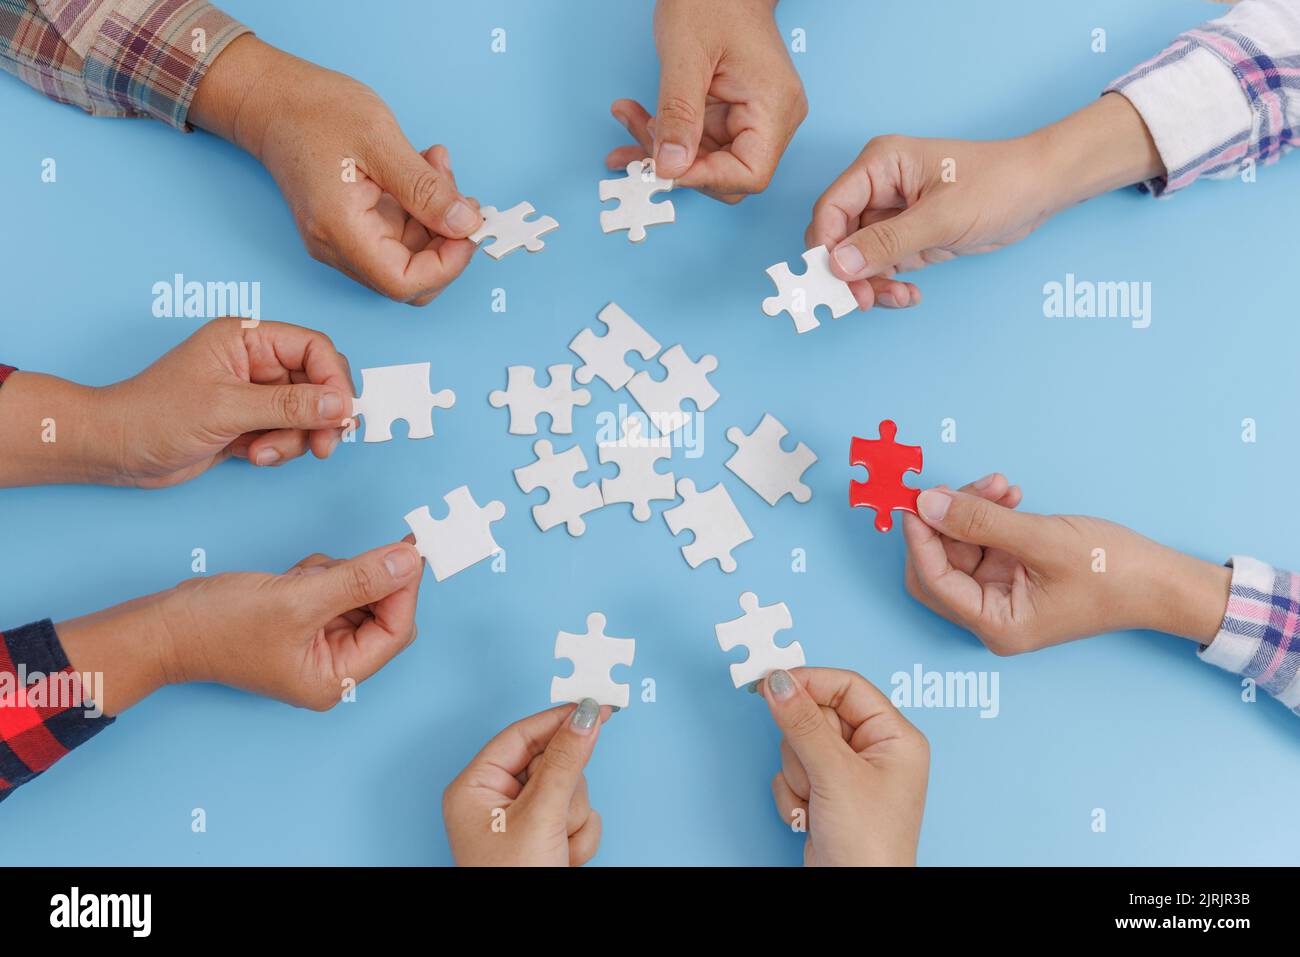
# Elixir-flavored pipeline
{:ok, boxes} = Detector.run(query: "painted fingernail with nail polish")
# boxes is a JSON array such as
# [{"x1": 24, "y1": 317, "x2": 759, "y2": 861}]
[
  {"x1": 768, "y1": 669, "x2": 795, "y2": 700},
  {"x1": 571, "y1": 697, "x2": 599, "y2": 732},
  {"x1": 746, "y1": 680, "x2": 761, "y2": 694}
]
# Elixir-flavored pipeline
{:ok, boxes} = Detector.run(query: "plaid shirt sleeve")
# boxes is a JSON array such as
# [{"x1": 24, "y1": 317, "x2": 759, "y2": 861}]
[
  {"x1": 1199, "y1": 556, "x2": 1300, "y2": 715},
  {"x1": 1105, "y1": 0, "x2": 1300, "y2": 196},
  {"x1": 0, "y1": 619, "x2": 114, "y2": 803},
  {"x1": 0, "y1": 0, "x2": 250, "y2": 130}
]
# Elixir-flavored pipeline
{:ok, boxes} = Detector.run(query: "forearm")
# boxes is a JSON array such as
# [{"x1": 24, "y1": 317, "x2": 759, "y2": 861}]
[
  {"x1": 0, "y1": 372, "x2": 121, "y2": 488},
  {"x1": 1032, "y1": 93, "x2": 1165, "y2": 212},
  {"x1": 55, "y1": 590, "x2": 181, "y2": 718}
]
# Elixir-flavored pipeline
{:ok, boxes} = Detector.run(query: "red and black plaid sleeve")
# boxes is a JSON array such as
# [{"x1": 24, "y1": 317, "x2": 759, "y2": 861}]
[
  {"x1": 0, "y1": 620, "x2": 114, "y2": 803},
  {"x1": 0, "y1": 365, "x2": 15, "y2": 387}
]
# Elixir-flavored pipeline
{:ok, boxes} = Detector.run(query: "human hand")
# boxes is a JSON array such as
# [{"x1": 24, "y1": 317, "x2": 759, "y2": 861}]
[
  {"x1": 191, "y1": 36, "x2": 482, "y2": 304},
  {"x1": 0, "y1": 318, "x2": 353, "y2": 489},
  {"x1": 806, "y1": 93, "x2": 1165, "y2": 309},
  {"x1": 58, "y1": 541, "x2": 423, "y2": 715},
  {"x1": 607, "y1": 0, "x2": 806, "y2": 203},
  {"x1": 106, "y1": 317, "x2": 355, "y2": 487},
  {"x1": 443, "y1": 700, "x2": 610, "y2": 866},
  {"x1": 761, "y1": 668, "x2": 929, "y2": 867},
  {"x1": 902, "y1": 473, "x2": 1232, "y2": 654}
]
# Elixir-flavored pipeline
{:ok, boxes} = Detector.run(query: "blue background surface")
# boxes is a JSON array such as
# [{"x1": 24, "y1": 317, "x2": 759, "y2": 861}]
[{"x1": 2, "y1": 0, "x2": 1297, "y2": 865}]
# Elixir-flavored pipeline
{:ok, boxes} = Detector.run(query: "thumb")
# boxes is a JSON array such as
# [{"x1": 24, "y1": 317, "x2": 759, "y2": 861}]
[
  {"x1": 652, "y1": 50, "x2": 712, "y2": 177},
  {"x1": 224, "y1": 382, "x2": 351, "y2": 435},
  {"x1": 915, "y1": 487, "x2": 1043, "y2": 555},
  {"x1": 762, "y1": 669, "x2": 849, "y2": 782},
  {"x1": 287, "y1": 543, "x2": 422, "y2": 619},
  {"x1": 830, "y1": 204, "x2": 949, "y2": 281},
  {"x1": 519, "y1": 698, "x2": 603, "y2": 821},
  {"x1": 365, "y1": 137, "x2": 481, "y2": 238}
]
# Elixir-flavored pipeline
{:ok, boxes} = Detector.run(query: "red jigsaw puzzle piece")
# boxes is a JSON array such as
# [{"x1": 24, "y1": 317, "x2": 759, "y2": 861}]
[{"x1": 849, "y1": 420, "x2": 923, "y2": 532}]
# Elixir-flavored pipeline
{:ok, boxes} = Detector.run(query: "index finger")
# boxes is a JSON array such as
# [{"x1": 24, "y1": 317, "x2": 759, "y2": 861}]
[
  {"x1": 792, "y1": 667, "x2": 912, "y2": 744},
  {"x1": 241, "y1": 322, "x2": 353, "y2": 396}
]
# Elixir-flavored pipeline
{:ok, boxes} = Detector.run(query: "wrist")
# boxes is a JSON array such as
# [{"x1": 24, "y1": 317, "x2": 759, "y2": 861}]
[
  {"x1": 56, "y1": 589, "x2": 180, "y2": 716},
  {"x1": 190, "y1": 33, "x2": 294, "y2": 161},
  {"x1": 1131, "y1": 540, "x2": 1232, "y2": 643},
  {"x1": 1030, "y1": 92, "x2": 1165, "y2": 212},
  {"x1": 0, "y1": 372, "x2": 124, "y2": 487}
]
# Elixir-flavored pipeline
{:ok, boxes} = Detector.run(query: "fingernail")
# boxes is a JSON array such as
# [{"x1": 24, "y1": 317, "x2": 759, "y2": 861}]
[
  {"x1": 833, "y1": 243, "x2": 867, "y2": 277},
  {"x1": 318, "y1": 392, "x2": 344, "y2": 420},
  {"x1": 973, "y1": 473, "x2": 996, "y2": 490},
  {"x1": 571, "y1": 698, "x2": 599, "y2": 733},
  {"x1": 917, "y1": 489, "x2": 952, "y2": 523},
  {"x1": 445, "y1": 200, "x2": 479, "y2": 233},
  {"x1": 609, "y1": 705, "x2": 622, "y2": 715},
  {"x1": 657, "y1": 142, "x2": 688, "y2": 171},
  {"x1": 878, "y1": 293, "x2": 898, "y2": 308},
  {"x1": 746, "y1": 680, "x2": 762, "y2": 694},
  {"x1": 768, "y1": 669, "x2": 796, "y2": 700},
  {"x1": 384, "y1": 545, "x2": 418, "y2": 578},
  {"x1": 254, "y1": 448, "x2": 280, "y2": 466}
]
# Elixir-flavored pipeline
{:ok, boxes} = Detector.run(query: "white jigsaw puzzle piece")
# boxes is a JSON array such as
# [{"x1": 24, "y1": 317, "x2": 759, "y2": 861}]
[
  {"x1": 715, "y1": 592, "x2": 805, "y2": 688},
  {"x1": 352, "y1": 362, "x2": 456, "y2": 443},
  {"x1": 761, "y1": 246, "x2": 857, "y2": 334},
  {"x1": 488, "y1": 364, "x2": 591, "y2": 435},
  {"x1": 599, "y1": 159, "x2": 675, "y2": 242},
  {"x1": 626, "y1": 344, "x2": 719, "y2": 435},
  {"x1": 569, "y1": 302, "x2": 661, "y2": 389},
  {"x1": 662, "y1": 479, "x2": 753, "y2": 573},
  {"x1": 514, "y1": 439, "x2": 604, "y2": 536},
  {"x1": 598, "y1": 417, "x2": 675, "y2": 522},
  {"x1": 404, "y1": 486, "x2": 506, "y2": 582},
  {"x1": 551, "y1": 612, "x2": 635, "y2": 708},
  {"x1": 725, "y1": 413, "x2": 817, "y2": 506},
  {"x1": 470, "y1": 201, "x2": 559, "y2": 259}
]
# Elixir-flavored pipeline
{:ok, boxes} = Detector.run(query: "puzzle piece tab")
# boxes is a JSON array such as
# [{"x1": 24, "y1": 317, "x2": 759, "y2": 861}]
[
  {"x1": 351, "y1": 362, "x2": 455, "y2": 443},
  {"x1": 599, "y1": 159, "x2": 675, "y2": 242},
  {"x1": 404, "y1": 486, "x2": 506, "y2": 582},
  {"x1": 598, "y1": 417, "x2": 675, "y2": 522},
  {"x1": 569, "y1": 302, "x2": 661, "y2": 390},
  {"x1": 762, "y1": 246, "x2": 857, "y2": 334},
  {"x1": 715, "y1": 592, "x2": 805, "y2": 688},
  {"x1": 470, "y1": 201, "x2": 559, "y2": 259},
  {"x1": 489, "y1": 364, "x2": 591, "y2": 435},
  {"x1": 725, "y1": 413, "x2": 817, "y2": 506},
  {"x1": 551, "y1": 612, "x2": 636, "y2": 708},
  {"x1": 663, "y1": 479, "x2": 752, "y2": 573},
  {"x1": 514, "y1": 440, "x2": 604, "y2": 536},
  {"x1": 849, "y1": 419, "x2": 923, "y2": 532},
  {"x1": 626, "y1": 344, "x2": 718, "y2": 435}
]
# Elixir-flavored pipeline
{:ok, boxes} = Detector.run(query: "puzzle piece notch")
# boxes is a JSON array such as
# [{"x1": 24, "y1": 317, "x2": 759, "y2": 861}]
[
  {"x1": 715, "y1": 592, "x2": 806, "y2": 688},
  {"x1": 599, "y1": 159, "x2": 675, "y2": 242},
  {"x1": 404, "y1": 486, "x2": 506, "y2": 582},
  {"x1": 762, "y1": 246, "x2": 857, "y2": 334},
  {"x1": 470, "y1": 201, "x2": 559, "y2": 259},
  {"x1": 626, "y1": 344, "x2": 719, "y2": 435},
  {"x1": 551, "y1": 612, "x2": 636, "y2": 708},
  {"x1": 598, "y1": 417, "x2": 675, "y2": 521},
  {"x1": 725, "y1": 413, "x2": 817, "y2": 506},
  {"x1": 662, "y1": 479, "x2": 753, "y2": 573},
  {"x1": 569, "y1": 302, "x2": 661, "y2": 389},
  {"x1": 514, "y1": 440, "x2": 604, "y2": 536},
  {"x1": 352, "y1": 363, "x2": 456, "y2": 443},
  {"x1": 849, "y1": 419, "x2": 923, "y2": 532},
  {"x1": 488, "y1": 364, "x2": 591, "y2": 435}
]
